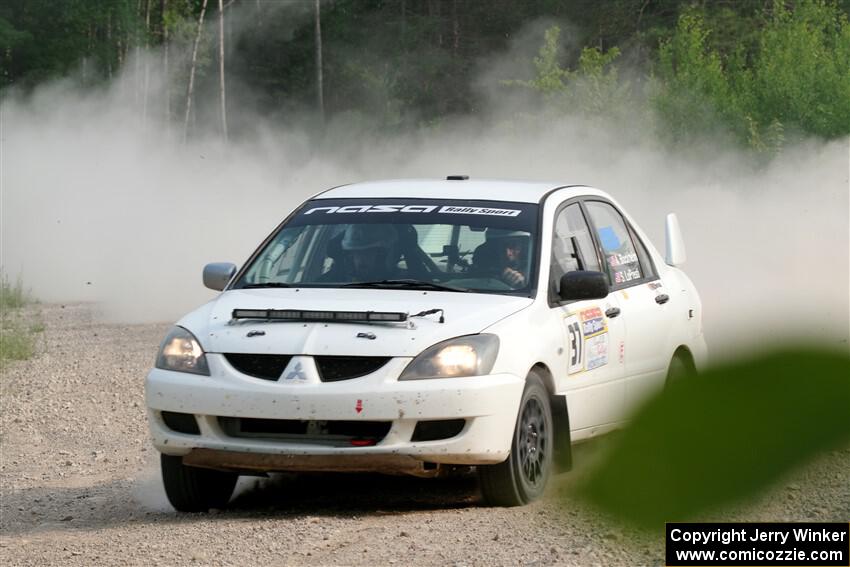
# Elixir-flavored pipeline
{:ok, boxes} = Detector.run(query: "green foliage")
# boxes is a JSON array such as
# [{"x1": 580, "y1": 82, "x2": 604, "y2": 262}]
[
  {"x1": 572, "y1": 349, "x2": 850, "y2": 528},
  {"x1": 510, "y1": 26, "x2": 569, "y2": 97},
  {"x1": 0, "y1": 273, "x2": 39, "y2": 366},
  {"x1": 749, "y1": 0, "x2": 850, "y2": 138},
  {"x1": 0, "y1": 16, "x2": 32, "y2": 52},
  {"x1": 0, "y1": 0, "x2": 147, "y2": 88},
  {"x1": 505, "y1": 26, "x2": 631, "y2": 118},
  {"x1": 0, "y1": 327, "x2": 36, "y2": 364},
  {"x1": 654, "y1": 0, "x2": 850, "y2": 151},
  {"x1": 654, "y1": 10, "x2": 744, "y2": 144},
  {"x1": 1, "y1": 273, "x2": 27, "y2": 310}
]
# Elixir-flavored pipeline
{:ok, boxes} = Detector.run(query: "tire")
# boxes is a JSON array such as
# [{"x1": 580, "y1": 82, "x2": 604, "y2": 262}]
[
  {"x1": 160, "y1": 454, "x2": 238, "y2": 512},
  {"x1": 479, "y1": 372, "x2": 554, "y2": 506}
]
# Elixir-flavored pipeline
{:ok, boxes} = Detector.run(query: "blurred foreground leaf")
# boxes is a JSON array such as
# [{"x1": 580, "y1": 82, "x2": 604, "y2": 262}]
[{"x1": 573, "y1": 349, "x2": 850, "y2": 528}]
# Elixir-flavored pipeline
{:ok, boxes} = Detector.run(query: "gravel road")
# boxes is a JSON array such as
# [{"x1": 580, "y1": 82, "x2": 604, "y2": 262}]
[{"x1": 1, "y1": 303, "x2": 848, "y2": 566}]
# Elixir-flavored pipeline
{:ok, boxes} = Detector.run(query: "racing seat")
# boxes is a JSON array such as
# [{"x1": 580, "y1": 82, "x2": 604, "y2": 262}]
[
  {"x1": 471, "y1": 240, "x2": 504, "y2": 278},
  {"x1": 396, "y1": 225, "x2": 443, "y2": 279}
]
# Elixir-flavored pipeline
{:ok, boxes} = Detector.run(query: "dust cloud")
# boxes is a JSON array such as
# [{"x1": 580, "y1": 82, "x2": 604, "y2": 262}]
[{"x1": 1, "y1": 14, "x2": 847, "y2": 358}]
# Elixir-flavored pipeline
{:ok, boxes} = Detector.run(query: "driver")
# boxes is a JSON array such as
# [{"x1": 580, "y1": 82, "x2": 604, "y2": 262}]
[
  {"x1": 321, "y1": 224, "x2": 399, "y2": 282},
  {"x1": 475, "y1": 229, "x2": 530, "y2": 287}
]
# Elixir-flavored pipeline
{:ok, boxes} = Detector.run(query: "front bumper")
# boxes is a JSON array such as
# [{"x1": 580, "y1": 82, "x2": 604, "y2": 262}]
[{"x1": 145, "y1": 354, "x2": 524, "y2": 471}]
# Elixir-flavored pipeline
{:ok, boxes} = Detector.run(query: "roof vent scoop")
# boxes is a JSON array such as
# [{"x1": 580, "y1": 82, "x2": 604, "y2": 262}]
[{"x1": 446, "y1": 175, "x2": 469, "y2": 180}]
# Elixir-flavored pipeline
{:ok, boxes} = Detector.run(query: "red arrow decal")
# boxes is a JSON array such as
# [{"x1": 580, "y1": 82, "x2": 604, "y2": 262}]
[{"x1": 355, "y1": 399, "x2": 363, "y2": 414}]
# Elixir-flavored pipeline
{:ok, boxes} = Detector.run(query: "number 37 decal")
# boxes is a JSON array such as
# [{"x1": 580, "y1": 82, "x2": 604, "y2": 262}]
[
  {"x1": 564, "y1": 314, "x2": 584, "y2": 374},
  {"x1": 564, "y1": 307, "x2": 610, "y2": 375}
]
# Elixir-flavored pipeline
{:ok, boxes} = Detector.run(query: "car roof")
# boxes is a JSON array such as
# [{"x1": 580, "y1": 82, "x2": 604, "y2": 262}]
[{"x1": 315, "y1": 178, "x2": 594, "y2": 204}]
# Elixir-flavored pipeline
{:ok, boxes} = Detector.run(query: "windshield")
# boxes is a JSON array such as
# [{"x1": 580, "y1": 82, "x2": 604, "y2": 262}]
[{"x1": 234, "y1": 198, "x2": 540, "y2": 295}]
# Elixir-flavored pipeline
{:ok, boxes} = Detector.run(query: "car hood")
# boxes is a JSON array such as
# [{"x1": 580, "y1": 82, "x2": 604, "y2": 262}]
[{"x1": 179, "y1": 288, "x2": 533, "y2": 357}]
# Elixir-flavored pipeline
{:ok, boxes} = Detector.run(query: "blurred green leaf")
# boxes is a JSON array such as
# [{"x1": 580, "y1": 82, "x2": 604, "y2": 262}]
[{"x1": 573, "y1": 349, "x2": 850, "y2": 529}]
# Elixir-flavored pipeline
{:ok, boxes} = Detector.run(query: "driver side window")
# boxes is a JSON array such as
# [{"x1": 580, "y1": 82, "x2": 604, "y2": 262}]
[{"x1": 551, "y1": 204, "x2": 601, "y2": 297}]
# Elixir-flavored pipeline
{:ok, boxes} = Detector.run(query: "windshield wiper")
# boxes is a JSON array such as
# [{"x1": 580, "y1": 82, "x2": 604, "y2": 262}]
[
  {"x1": 241, "y1": 282, "x2": 292, "y2": 289},
  {"x1": 341, "y1": 279, "x2": 468, "y2": 292}
]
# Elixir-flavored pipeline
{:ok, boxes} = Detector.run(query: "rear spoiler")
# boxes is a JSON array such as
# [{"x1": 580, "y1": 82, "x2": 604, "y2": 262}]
[{"x1": 665, "y1": 213, "x2": 687, "y2": 267}]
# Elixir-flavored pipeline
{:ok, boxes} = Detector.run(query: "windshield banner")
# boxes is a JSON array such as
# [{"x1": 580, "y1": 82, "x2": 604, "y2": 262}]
[{"x1": 289, "y1": 198, "x2": 539, "y2": 231}]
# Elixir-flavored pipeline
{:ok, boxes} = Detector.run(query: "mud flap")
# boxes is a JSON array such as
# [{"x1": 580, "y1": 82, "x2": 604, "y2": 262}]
[{"x1": 550, "y1": 394, "x2": 572, "y2": 472}]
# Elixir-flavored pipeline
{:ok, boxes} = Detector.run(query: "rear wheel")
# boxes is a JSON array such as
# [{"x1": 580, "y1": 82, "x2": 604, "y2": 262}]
[
  {"x1": 161, "y1": 454, "x2": 238, "y2": 512},
  {"x1": 479, "y1": 372, "x2": 553, "y2": 506},
  {"x1": 665, "y1": 351, "x2": 696, "y2": 389}
]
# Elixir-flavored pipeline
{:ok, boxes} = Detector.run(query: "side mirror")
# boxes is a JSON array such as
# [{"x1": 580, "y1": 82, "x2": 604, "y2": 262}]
[
  {"x1": 665, "y1": 213, "x2": 687, "y2": 267},
  {"x1": 559, "y1": 271, "x2": 609, "y2": 301},
  {"x1": 203, "y1": 262, "x2": 237, "y2": 291}
]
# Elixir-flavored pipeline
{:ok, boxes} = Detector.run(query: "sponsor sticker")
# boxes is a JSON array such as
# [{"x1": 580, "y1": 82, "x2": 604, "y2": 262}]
[
  {"x1": 580, "y1": 307, "x2": 607, "y2": 337},
  {"x1": 437, "y1": 205, "x2": 521, "y2": 217},
  {"x1": 585, "y1": 333, "x2": 609, "y2": 370},
  {"x1": 614, "y1": 268, "x2": 641, "y2": 284},
  {"x1": 607, "y1": 252, "x2": 638, "y2": 267}
]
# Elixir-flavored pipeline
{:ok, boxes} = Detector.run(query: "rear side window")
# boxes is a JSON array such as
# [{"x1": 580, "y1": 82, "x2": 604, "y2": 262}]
[
  {"x1": 585, "y1": 201, "x2": 643, "y2": 286},
  {"x1": 629, "y1": 226, "x2": 656, "y2": 279}
]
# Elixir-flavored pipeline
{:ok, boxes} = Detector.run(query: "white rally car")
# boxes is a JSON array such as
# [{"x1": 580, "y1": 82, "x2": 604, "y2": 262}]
[{"x1": 146, "y1": 177, "x2": 706, "y2": 511}]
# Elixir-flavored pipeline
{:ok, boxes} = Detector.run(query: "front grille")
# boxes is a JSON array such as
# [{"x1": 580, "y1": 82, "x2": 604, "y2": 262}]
[
  {"x1": 315, "y1": 356, "x2": 391, "y2": 382},
  {"x1": 218, "y1": 417, "x2": 391, "y2": 447},
  {"x1": 161, "y1": 411, "x2": 200, "y2": 435},
  {"x1": 224, "y1": 353, "x2": 293, "y2": 380},
  {"x1": 411, "y1": 419, "x2": 466, "y2": 442}
]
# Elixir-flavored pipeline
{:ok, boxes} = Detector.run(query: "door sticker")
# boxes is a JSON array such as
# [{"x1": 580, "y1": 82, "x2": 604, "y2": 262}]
[
  {"x1": 580, "y1": 307, "x2": 609, "y2": 370},
  {"x1": 580, "y1": 307, "x2": 607, "y2": 336},
  {"x1": 564, "y1": 314, "x2": 583, "y2": 374},
  {"x1": 564, "y1": 307, "x2": 610, "y2": 375},
  {"x1": 585, "y1": 333, "x2": 609, "y2": 370}
]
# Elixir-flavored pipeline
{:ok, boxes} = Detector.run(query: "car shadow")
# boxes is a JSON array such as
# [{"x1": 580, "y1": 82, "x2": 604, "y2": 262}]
[
  {"x1": 229, "y1": 470, "x2": 481, "y2": 514},
  {"x1": 0, "y1": 470, "x2": 482, "y2": 538}
]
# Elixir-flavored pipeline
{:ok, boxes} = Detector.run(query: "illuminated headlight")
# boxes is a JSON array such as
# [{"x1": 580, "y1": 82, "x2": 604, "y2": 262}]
[
  {"x1": 399, "y1": 334, "x2": 499, "y2": 380},
  {"x1": 155, "y1": 326, "x2": 210, "y2": 376}
]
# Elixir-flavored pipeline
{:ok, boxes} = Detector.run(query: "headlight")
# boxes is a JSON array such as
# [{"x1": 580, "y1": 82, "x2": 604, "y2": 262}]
[
  {"x1": 155, "y1": 326, "x2": 210, "y2": 376},
  {"x1": 399, "y1": 334, "x2": 499, "y2": 380}
]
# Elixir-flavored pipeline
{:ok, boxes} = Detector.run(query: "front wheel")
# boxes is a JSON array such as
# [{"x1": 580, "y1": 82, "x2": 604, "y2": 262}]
[
  {"x1": 479, "y1": 372, "x2": 553, "y2": 506},
  {"x1": 161, "y1": 454, "x2": 238, "y2": 512}
]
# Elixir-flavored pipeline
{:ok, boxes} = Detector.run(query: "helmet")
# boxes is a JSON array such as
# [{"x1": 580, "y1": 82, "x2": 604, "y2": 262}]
[
  {"x1": 485, "y1": 228, "x2": 528, "y2": 241},
  {"x1": 484, "y1": 228, "x2": 529, "y2": 272},
  {"x1": 341, "y1": 224, "x2": 397, "y2": 251}
]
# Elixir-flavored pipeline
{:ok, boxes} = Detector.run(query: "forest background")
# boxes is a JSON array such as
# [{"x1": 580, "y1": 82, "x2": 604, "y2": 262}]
[{"x1": 2, "y1": 0, "x2": 849, "y2": 153}]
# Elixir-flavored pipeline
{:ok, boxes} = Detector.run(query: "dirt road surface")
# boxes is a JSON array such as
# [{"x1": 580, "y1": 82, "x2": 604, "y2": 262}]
[{"x1": 2, "y1": 303, "x2": 848, "y2": 566}]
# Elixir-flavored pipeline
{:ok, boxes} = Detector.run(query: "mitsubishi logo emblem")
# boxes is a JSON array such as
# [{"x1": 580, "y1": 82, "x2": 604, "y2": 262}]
[{"x1": 283, "y1": 361, "x2": 307, "y2": 381}]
